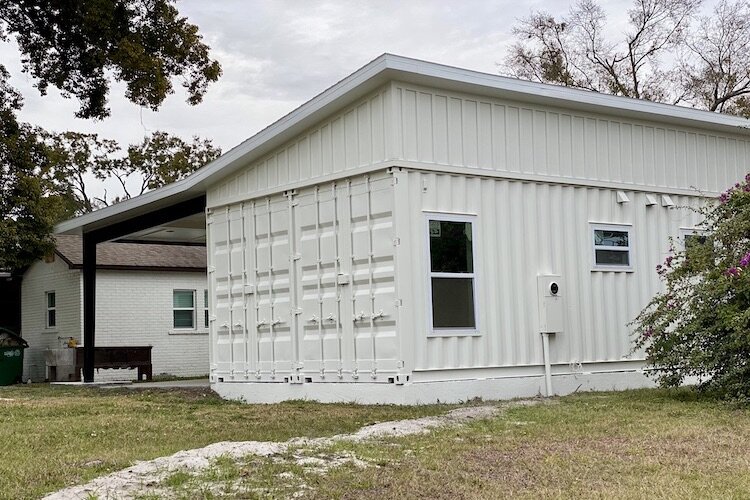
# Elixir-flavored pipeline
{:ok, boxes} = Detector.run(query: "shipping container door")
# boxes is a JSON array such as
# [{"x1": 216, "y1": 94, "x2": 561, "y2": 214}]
[
  {"x1": 296, "y1": 185, "x2": 346, "y2": 380},
  {"x1": 209, "y1": 208, "x2": 232, "y2": 378},
  {"x1": 348, "y1": 175, "x2": 399, "y2": 379},
  {"x1": 253, "y1": 196, "x2": 295, "y2": 379}
]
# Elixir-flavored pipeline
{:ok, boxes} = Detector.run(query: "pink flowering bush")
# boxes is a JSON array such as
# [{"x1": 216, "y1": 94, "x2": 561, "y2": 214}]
[{"x1": 633, "y1": 174, "x2": 750, "y2": 403}]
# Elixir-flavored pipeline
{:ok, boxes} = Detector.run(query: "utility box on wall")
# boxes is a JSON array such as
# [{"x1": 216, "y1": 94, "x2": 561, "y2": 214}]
[{"x1": 537, "y1": 275, "x2": 564, "y2": 333}]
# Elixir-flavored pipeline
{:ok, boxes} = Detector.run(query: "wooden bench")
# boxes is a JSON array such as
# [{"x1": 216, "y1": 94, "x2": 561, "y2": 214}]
[{"x1": 74, "y1": 346, "x2": 153, "y2": 381}]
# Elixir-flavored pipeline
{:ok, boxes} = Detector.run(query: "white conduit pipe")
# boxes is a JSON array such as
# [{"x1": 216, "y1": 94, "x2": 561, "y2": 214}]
[{"x1": 541, "y1": 332, "x2": 553, "y2": 397}]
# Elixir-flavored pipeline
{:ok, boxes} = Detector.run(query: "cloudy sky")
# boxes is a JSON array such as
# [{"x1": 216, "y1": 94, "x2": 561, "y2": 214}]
[{"x1": 0, "y1": 0, "x2": 717, "y2": 196}]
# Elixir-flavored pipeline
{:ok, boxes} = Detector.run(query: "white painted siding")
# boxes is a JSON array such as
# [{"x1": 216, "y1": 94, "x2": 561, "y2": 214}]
[
  {"x1": 209, "y1": 171, "x2": 400, "y2": 383},
  {"x1": 392, "y1": 168, "x2": 704, "y2": 376},
  {"x1": 21, "y1": 257, "x2": 81, "y2": 381},
  {"x1": 208, "y1": 86, "x2": 391, "y2": 208},
  {"x1": 392, "y1": 82, "x2": 748, "y2": 194}
]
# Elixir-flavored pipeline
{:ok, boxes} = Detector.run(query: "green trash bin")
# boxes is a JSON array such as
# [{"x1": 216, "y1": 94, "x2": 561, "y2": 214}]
[{"x1": 0, "y1": 327, "x2": 28, "y2": 386}]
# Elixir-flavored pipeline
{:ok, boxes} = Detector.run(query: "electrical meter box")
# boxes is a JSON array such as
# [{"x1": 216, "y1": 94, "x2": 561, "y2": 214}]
[{"x1": 537, "y1": 275, "x2": 564, "y2": 333}]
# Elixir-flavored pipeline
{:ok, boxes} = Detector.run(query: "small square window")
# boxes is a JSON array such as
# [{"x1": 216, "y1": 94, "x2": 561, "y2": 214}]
[
  {"x1": 681, "y1": 229, "x2": 710, "y2": 249},
  {"x1": 591, "y1": 224, "x2": 632, "y2": 271}
]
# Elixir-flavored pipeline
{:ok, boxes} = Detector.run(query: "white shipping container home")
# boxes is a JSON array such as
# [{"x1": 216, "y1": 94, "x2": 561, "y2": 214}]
[{"x1": 56, "y1": 55, "x2": 750, "y2": 403}]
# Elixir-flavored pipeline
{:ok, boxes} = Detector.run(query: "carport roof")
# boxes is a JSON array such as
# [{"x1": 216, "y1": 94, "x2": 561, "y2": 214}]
[{"x1": 55, "y1": 53, "x2": 750, "y2": 237}]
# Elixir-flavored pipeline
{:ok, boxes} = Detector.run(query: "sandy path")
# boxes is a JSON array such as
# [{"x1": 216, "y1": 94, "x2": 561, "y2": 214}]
[{"x1": 45, "y1": 403, "x2": 533, "y2": 500}]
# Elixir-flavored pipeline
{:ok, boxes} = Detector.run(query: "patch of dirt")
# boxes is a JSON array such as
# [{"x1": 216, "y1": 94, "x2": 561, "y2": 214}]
[{"x1": 45, "y1": 400, "x2": 540, "y2": 500}]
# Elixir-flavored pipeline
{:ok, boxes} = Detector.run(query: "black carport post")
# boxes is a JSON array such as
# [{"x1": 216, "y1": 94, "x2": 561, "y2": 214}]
[
  {"x1": 82, "y1": 234, "x2": 96, "y2": 382},
  {"x1": 79, "y1": 195, "x2": 207, "y2": 383}
]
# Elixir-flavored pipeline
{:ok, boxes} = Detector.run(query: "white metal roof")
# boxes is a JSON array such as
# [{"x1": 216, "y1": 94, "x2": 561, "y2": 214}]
[{"x1": 56, "y1": 53, "x2": 750, "y2": 235}]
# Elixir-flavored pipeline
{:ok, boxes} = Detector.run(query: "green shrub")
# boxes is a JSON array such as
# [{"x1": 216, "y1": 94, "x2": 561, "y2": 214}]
[{"x1": 633, "y1": 175, "x2": 750, "y2": 403}]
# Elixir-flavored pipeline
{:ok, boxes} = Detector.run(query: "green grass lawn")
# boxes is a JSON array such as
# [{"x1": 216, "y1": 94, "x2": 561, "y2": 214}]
[
  {"x1": 157, "y1": 389, "x2": 750, "y2": 500},
  {"x1": 1, "y1": 386, "x2": 749, "y2": 500},
  {"x1": 0, "y1": 385, "x2": 448, "y2": 499}
]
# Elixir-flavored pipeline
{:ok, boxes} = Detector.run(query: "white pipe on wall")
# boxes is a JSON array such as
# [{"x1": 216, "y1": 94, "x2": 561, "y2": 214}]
[{"x1": 541, "y1": 332, "x2": 553, "y2": 397}]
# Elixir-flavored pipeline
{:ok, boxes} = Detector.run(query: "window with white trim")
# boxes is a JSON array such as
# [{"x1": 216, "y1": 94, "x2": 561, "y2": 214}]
[
  {"x1": 203, "y1": 289, "x2": 209, "y2": 329},
  {"x1": 427, "y1": 215, "x2": 478, "y2": 333},
  {"x1": 592, "y1": 224, "x2": 632, "y2": 270},
  {"x1": 173, "y1": 290, "x2": 196, "y2": 329},
  {"x1": 45, "y1": 291, "x2": 56, "y2": 328},
  {"x1": 681, "y1": 228, "x2": 709, "y2": 249}
]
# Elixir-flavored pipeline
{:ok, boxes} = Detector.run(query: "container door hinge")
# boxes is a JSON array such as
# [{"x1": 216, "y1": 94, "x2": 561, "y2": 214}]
[
  {"x1": 393, "y1": 237, "x2": 401, "y2": 246},
  {"x1": 394, "y1": 298, "x2": 403, "y2": 307},
  {"x1": 207, "y1": 266, "x2": 216, "y2": 274},
  {"x1": 244, "y1": 284, "x2": 255, "y2": 295}
]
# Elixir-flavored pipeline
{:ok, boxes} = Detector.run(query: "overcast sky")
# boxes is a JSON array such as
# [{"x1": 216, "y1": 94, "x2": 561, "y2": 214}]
[{"x1": 0, "y1": 0, "x2": 718, "y2": 197}]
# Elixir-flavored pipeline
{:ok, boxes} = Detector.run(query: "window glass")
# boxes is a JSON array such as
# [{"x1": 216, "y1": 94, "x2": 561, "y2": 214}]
[
  {"x1": 173, "y1": 310, "x2": 194, "y2": 328},
  {"x1": 429, "y1": 220, "x2": 473, "y2": 273},
  {"x1": 595, "y1": 249, "x2": 630, "y2": 266},
  {"x1": 46, "y1": 291, "x2": 56, "y2": 328},
  {"x1": 431, "y1": 277, "x2": 476, "y2": 328},
  {"x1": 592, "y1": 225, "x2": 631, "y2": 269},
  {"x1": 685, "y1": 234, "x2": 708, "y2": 248},
  {"x1": 173, "y1": 291, "x2": 194, "y2": 309},
  {"x1": 594, "y1": 230, "x2": 629, "y2": 247},
  {"x1": 428, "y1": 217, "x2": 477, "y2": 332},
  {"x1": 173, "y1": 290, "x2": 195, "y2": 329},
  {"x1": 204, "y1": 289, "x2": 209, "y2": 329}
]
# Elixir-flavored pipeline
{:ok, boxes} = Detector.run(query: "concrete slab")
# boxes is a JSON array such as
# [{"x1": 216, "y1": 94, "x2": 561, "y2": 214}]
[{"x1": 122, "y1": 378, "x2": 210, "y2": 389}]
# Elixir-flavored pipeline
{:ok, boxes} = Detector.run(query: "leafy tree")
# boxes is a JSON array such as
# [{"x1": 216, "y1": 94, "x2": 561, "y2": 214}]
[
  {"x1": 42, "y1": 131, "x2": 221, "y2": 215},
  {"x1": 0, "y1": 0, "x2": 222, "y2": 271},
  {"x1": 118, "y1": 131, "x2": 221, "y2": 199},
  {"x1": 632, "y1": 175, "x2": 750, "y2": 402},
  {"x1": 0, "y1": 69, "x2": 60, "y2": 270},
  {"x1": 0, "y1": 0, "x2": 222, "y2": 119},
  {"x1": 44, "y1": 132, "x2": 121, "y2": 214},
  {"x1": 504, "y1": 0, "x2": 750, "y2": 116}
]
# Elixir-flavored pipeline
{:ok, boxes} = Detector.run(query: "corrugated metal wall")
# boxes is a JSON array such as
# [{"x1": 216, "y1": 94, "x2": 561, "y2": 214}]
[
  {"x1": 393, "y1": 168, "x2": 705, "y2": 374},
  {"x1": 392, "y1": 83, "x2": 748, "y2": 194},
  {"x1": 208, "y1": 171, "x2": 401, "y2": 383},
  {"x1": 204, "y1": 78, "x2": 744, "y2": 387},
  {"x1": 208, "y1": 86, "x2": 391, "y2": 207}
]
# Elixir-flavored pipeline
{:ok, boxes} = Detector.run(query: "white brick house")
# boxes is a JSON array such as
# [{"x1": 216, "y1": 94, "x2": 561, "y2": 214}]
[{"x1": 21, "y1": 236, "x2": 209, "y2": 381}]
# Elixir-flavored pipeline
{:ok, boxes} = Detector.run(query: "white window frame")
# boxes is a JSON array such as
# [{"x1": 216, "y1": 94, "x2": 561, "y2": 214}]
[
  {"x1": 45, "y1": 291, "x2": 56, "y2": 329},
  {"x1": 424, "y1": 212, "x2": 480, "y2": 337},
  {"x1": 173, "y1": 289, "x2": 196, "y2": 330},
  {"x1": 680, "y1": 227, "x2": 709, "y2": 249},
  {"x1": 591, "y1": 223, "x2": 634, "y2": 272}
]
